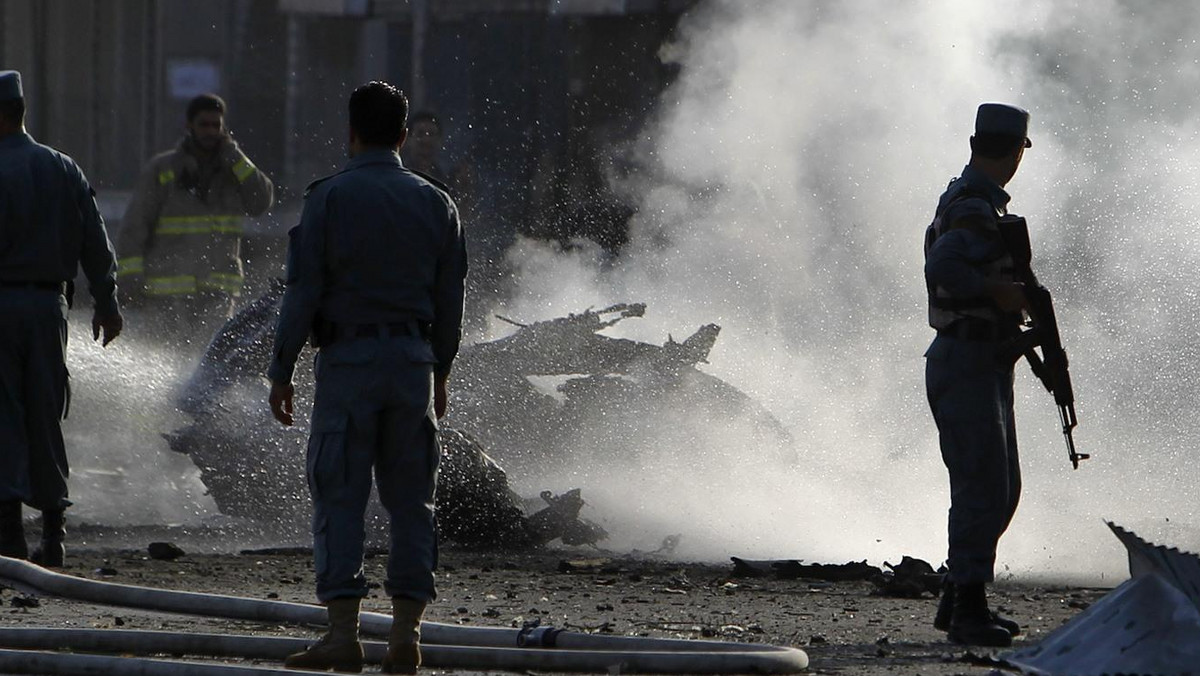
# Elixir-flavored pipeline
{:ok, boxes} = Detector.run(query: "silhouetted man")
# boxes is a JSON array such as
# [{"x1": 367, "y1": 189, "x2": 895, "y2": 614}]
[
  {"x1": 269, "y1": 82, "x2": 467, "y2": 673},
  {"x1": 0, "y1": 70, "x2": 123, "y2": 566},
  {"x1": 924, "y1": 103, "x2": 1036, "y2": 648}
]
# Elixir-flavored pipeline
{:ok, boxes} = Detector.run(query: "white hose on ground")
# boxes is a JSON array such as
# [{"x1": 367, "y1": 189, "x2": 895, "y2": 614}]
[
  {"x1": 0, "y1": 648, "x2": 323, "y2": 676},
  {"x1": 0, "y1": 557, "x2": 809, "y2": 673},
  {"x1": 0, "y1": 627, "x2": 808, "y2": 673}
]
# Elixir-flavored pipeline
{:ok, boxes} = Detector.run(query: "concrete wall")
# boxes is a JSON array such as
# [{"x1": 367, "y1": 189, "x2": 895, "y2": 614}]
[{"x1": 0, "y1": 0, "x2": 159, "y2": 189}]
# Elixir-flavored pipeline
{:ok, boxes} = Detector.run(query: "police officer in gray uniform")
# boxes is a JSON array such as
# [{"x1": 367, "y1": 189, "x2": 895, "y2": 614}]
[
  {"x1": 268, "y1": 81, "x2": 467, "y2": 674},
  {"x1": 0, "y1": 71, "x2": 123, "y2": 566},
  {"x1": 924, "y1": 103, "x2": 1035, "y2": 648}
]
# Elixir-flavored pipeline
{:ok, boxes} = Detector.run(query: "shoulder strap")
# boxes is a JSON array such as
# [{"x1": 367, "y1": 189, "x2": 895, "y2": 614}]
[
  {"x1": 408, "y1": 168, "x2": 453, "y2": 198},
  {"x1": 937, "y1": 185, "x2": 992, "y2": 218},
  {"x1": 303, "y1": 172, "x2": 342, "y2": 198}
]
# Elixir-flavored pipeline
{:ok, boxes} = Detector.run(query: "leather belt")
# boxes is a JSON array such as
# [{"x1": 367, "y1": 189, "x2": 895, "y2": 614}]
[
  {"x1": 334, "y1": 320, "x2": 426, "y2": 342},
  {"x1": 939, "y1": 317, "x2": 1018, "y2": 342}
]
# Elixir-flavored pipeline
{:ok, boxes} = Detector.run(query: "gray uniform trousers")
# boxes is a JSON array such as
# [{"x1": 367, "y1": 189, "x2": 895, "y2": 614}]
[
  {"x1": 308, "y1": 332, "x2": 440, "y2": 604},
  {"x1": 0, "y1": 288, "x2": 70, "y2": 511},
  {"x1": 925, "y1": 333, "x2": 1021, "y2": 584}
]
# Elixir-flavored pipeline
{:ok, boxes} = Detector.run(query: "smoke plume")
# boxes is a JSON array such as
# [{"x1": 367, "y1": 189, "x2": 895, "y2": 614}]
[{"x1": 494, "y1": 0, "x2": 1200, "y2": 582}]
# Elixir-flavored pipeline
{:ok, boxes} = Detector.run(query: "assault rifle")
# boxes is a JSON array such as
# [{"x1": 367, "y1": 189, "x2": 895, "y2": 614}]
[{"x1": 997, "y1": 216, "x2": 1088, "y2": 469}]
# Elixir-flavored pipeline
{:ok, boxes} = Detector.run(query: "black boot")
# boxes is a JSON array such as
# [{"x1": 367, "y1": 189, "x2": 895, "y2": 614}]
[
  {"x1": 0, "y1": 501, "x2": 27, "y2": 560},
  {"x1": 33, "y1": 510, "x2": 65, "y2": 568},
  {"x1": 934, "y1": 578, "x2": 954, "y2": 631},
  {"x1": 948, "y1": 583, "x2": 1013, "y2": 647},
  {"x1": 989, "y1": 606, "x2": 1021, "y2": 637},
  {"x1": 937, "y1": 580, "x2": 1021, "y2": 636}
]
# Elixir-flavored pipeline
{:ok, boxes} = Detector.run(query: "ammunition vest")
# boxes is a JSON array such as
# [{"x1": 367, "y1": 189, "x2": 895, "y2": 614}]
[{"x1": 924, "y1": 189, "x2": 1017, "y2": 330}]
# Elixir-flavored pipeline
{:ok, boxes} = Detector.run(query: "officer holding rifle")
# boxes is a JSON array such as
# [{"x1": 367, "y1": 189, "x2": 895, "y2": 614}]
[{"x1": 923, "y1": 103, "x2": 1081, "y2": 648}]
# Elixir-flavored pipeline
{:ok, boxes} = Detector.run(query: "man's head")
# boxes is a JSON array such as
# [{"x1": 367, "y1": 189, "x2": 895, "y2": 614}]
[
  {"x1": 348, "y1": 81, "x2": 409, "y2": 156},
  {"x1": 406, "y1": 111, "x2": 443, "y2": 166},
  {"x1": 969, "y1": 103, "x2": 1032, "y2": 186},
  {"x1": 0, "y1": 71, "x2": 25, "y2": 136},
  {"x1": 185, "y1": 93, "x2": 227, "y2": 152}
]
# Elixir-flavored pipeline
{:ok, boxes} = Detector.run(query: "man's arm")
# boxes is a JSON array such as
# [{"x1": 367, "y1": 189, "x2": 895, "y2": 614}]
[
  {"x1": 221, "y1": 137, "x2": 275, "y2": 217},
  {"x1": 926, "y1": 206, "x2": 1026, "y2": 312},
  {"x1": 267, "y1": 186, "x2": 329, "y2": 405},
  {"x1": 430, "y1": 195, "x2": 469, "y2": 386},
  {"x1": 71, "y1": 162, "x2": 122, "y2": 345}
]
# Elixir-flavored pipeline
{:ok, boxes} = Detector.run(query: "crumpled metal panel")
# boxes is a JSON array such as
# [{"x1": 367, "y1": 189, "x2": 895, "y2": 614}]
[
  {"x1": 1108, "y1": 521, "x2": 1200, "y2": 608},
  {"x1": 1002, "y1": 523, "x2": 1200, "y2": 676},
  {"x1": 1003, "y1": 573, "x2": 1200, "y2": 676}
]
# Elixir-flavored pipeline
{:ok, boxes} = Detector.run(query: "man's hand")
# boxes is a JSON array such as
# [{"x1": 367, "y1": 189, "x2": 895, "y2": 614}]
[
  {"x1": 989, "y1": 281, "x2": 1028, "y2": 313},
  {"x1": 92, "y1": 311, "x2": 123, "y2": 346},
  {"x1": 270, "y1": 380, "x2": 295, "y2": 426},
  {"x1": 435, "y1": 374, "x2": 449, "y2": 419},
  {"x1": 219, "y1": 132, "x2": 243, "y2": 165}
]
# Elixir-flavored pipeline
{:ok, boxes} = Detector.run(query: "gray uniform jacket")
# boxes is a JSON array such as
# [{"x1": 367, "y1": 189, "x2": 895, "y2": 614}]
[
  {"x1": 268, "y1": 150, "x2": 467, "y2": 384},
  {"x1": 0, "y1": 132, "x2": 118, "y2": 313}
]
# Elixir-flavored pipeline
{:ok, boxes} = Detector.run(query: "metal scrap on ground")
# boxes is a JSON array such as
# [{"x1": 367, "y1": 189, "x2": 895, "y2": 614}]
[
  {"x1": 450, "y1": 302, "x2": 794, "y2": 477},
  {"x1": 167, "y1": 286, "x2": 783, "y2": 549},
  {"x1": 1003, "y1": 522, "x2": 1200, "y2": 676},
  {"x1": 730, "y1": 555, "x2": 942, "y2": 598}
]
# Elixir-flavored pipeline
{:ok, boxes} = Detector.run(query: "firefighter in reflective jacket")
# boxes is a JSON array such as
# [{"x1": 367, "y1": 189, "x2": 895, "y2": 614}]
[{"x1": 117, "y1": 93, "x2": 274, "y2": 349}]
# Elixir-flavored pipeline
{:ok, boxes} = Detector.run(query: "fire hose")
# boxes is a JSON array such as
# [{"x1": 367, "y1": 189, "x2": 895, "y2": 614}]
[{"x1": 0, "y1": 557, "x2": 809, "y2": 674}]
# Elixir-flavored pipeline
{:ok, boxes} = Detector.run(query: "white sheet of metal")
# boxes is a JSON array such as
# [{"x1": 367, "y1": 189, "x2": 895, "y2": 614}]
[
  {"x1": 1002, "y1": 523, "x2": 1200, "y2": 676},
  {"x1": 1108, "y1": 521, "x2": 1200, "y2": 608},
  {"x1": 1003, "y1": 573, "x2": 1200, "y2": 676}
]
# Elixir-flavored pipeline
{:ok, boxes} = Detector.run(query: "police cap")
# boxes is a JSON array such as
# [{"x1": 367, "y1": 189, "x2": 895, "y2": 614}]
[
  {"x1": 975, "y1": 103, "x2": 1031, "y2": 148},
  {"x1": 0, "y1": 71, "x2": 22, "y2": 102}
]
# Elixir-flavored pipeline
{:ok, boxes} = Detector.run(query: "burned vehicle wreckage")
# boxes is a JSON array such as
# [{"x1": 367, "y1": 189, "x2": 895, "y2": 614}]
[{"x1": 167, "y1": 280, "x2": 791, "y2": 548}]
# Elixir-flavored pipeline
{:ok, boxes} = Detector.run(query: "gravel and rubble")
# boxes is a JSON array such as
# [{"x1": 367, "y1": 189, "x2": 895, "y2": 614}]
[{"x1": 0, "y1": 538, "x2": 1107, "y2": 675}]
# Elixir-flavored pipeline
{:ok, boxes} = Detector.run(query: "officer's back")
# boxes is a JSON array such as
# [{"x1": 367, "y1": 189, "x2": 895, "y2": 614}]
[
  {"x1": 0, "y1": 70, "x2": 121, "y2": 566},
  {"x1": 313, "y1": 159, "x2": 458, "y2": 325},
  {"x1": 268, "y1": 81, "x2": 466, "y2": 674},
  {"x1": 0, "y1": 116, "x2": 116, "y2": 288},
  {"x1": 269, "y1": 80, "x2": 466, "y2": 408}
]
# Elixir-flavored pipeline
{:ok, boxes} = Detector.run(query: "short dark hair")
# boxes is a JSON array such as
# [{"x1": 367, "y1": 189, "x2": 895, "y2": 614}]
[
  {"x1": 409, "y1": 111, "x2": 441, "y2": 134},
  {"x1": 186, "y1": 93, "x2": 226, "y2": 122},
  {"x1": 970, "y1": 133, "x2": 1024, "y2": 160},
  {"x1": 349, "y1": 81, "x2": 409, "y2": 147},
  {"x1": 0, "y1": 98, "x2": 25, "y2": 127}
]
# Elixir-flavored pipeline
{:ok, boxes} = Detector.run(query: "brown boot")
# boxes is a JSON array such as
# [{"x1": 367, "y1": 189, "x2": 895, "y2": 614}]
[
  {"x1": 284, "y1": 597, "x2": 364, "y2": 673},
  {"x1": 381, "y1": 596, "x2": 426, "y2": 674}
]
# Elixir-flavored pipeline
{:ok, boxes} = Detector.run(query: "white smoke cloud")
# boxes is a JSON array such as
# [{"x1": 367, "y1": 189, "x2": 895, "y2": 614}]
[
  {"x1": 50, "y1": 0, "x2": 1200, "y2": 579},
  {"x1": 494, "y1": 0, "x2": 1200, "y2": 581}
]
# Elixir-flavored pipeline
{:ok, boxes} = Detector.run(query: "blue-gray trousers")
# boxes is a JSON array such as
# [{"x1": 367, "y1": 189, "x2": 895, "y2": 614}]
[
  {"x1": 0, "y1": 288, "x2": 70, "y2": 512},
  {"x1": 925, "y1": 334, "x2": 1021, "y2": 584},
  {"x1": 307, "y1": 334, "x2": 440, "y2": 603}
]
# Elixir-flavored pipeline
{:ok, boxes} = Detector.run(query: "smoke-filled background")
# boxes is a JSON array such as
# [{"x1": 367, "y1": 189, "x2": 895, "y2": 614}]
[
  {"x1": 481, "y1": 0, "x2": 1200, "y2": 582},
  {"x1": 41, "y1": 0, "x2": 1200, "y2": 580}
]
